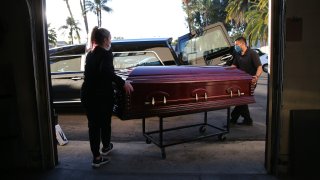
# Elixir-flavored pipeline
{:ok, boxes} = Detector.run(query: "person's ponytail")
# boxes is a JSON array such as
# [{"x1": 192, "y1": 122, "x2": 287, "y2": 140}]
[{"x1": 90, "y1": 26, "x2": 99, "y2": 50}]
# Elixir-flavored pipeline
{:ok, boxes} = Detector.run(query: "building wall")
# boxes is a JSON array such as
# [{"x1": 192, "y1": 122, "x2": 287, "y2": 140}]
[
  {"x1": 0, "y1": 0, "x2": 55, "y2": 170},
  {"x1": 278, "y1": 0, "x2": 320, "y2": 175}
]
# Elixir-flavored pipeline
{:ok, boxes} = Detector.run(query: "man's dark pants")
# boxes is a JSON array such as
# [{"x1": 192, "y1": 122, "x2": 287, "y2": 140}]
[{"x1": 231, "y1": 104, "x2": 253, "y2": 123}]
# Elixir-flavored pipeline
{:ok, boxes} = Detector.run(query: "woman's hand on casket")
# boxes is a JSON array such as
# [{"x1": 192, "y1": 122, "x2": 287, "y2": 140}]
[{"x1": 123, "y1": 81, "x2": 134, "y2": 95}]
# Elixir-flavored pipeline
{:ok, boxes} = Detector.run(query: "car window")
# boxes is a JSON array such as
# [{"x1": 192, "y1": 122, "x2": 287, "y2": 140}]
[
  {"x1": 50, "y1": 50, "x2": 164, "y2": 73},
  {"x1": 50, "y1": 55, "x2": 82, "y2": 73},
  {"x1": 113, "y1": 51, "x2": 164, "y2": 69},
  {"x1": 182, "y1": 28, "x2": 230, "y2": 66},
  {"x1": 146, "y1": 47, "x2": 176, "y2": 65}
]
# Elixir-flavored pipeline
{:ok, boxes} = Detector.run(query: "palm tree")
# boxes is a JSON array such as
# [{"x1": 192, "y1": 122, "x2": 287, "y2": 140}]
[
  {"x1": 59, "y1": 17, "x2": 81, "y2": 44},
  {"x1": 80, "y1": 0, "x2": 89, "y2": 35},
  {"x1": 244, "y1": 0, "x2": 268, "y2": 46},
  {"x1": 47, "y1": 23, "x2": 57, "y2": 47},
  {"x1": 63, "y1": 0, "x2": 81, "y2": 43},
  {"x1": 225, "y1": 0, "x2": 250, "y2": 27},
  {"x1": 85, "y1": 0, "x2": 113, "y2": 27},
  {"x1": 225, "y1": 0, "x2": 250, "y2": 42},
  {"x1": 225, "y1": 0, "x2": 269, "y2": 47}
]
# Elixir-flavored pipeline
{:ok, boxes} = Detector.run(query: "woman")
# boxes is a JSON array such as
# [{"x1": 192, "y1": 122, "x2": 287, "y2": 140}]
[{"x1": 81, "y1": 26, "x2": 134, "y2": 168}]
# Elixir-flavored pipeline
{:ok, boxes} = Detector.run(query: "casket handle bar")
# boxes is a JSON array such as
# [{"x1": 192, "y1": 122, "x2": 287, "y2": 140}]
[
  {"x1": 226, "y1": 88, "x2": 244, "y2": 98},
  {"x1": 195, "y1": 93, "x2": 208, "y2": 102},
  {"x1": 146, "y1": 91, "x2": 169, "y2": 106},
  {"x1": 192, "y1": 88, "x2": 208, "y2": 102},
  {"x1": 150, "y1": 97, "x2": 166, "y2": 106}
]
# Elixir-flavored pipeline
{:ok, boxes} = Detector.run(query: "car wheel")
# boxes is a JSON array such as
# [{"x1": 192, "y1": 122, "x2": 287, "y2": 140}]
[{"x1": 262, "y1": 64, "x2": 268, "y2": 73}]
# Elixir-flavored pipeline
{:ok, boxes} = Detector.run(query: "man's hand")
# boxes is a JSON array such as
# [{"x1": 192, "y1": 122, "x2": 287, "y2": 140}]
[
  {"x1": 252, "y1": 66, "x2": 262, "y2": 85},
  {"x1": 123, "y1": 81, "x2": 134, "y2": 95},
  {"x1": 252, "y1": 76, "x2": 258, "y2": 85}
]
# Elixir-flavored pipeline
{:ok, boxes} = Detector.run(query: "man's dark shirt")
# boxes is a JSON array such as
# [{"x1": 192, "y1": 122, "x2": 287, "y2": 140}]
[{"x1": 232, "y1": 47, "x2": 261, "y2": 76}]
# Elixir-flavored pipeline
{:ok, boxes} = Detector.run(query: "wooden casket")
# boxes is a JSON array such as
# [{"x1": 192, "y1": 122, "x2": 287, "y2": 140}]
[{"x1": 113, "y1": 66, "x2": 256, "y2": 120}]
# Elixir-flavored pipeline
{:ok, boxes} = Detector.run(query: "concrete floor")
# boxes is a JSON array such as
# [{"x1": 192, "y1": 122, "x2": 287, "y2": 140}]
[{"x1": 41, "y1": 140, "x2": 278, "y2": 180}]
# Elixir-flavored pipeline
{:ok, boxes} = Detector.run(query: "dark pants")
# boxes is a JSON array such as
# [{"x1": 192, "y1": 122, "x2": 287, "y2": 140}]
[
  {"x1": 82, "y1": 95, "x2": 113, "y2": 158},
  {"x1": 231, "y1": 83, "x2": 256, "y2": 123},
  {"x1": 231, "y1": 104, "x2": 252, "y2": 122}
]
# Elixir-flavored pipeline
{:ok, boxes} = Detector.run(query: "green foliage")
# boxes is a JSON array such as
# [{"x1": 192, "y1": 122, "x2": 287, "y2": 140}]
[
  {"x1": 225, "y1": 0, "x2": 249, "y2": 27},
  {"x1": 59, "y1": 17, "x2": 81, "y2": 44},
  {"x1": 244, "y1": 0, "x2": 268, "y2": 46},
  {"x1": 182, "y1": 0, "x2": 229, "y2": 32},
  {"x1": 85, "y1": 0, "x2": 113, "y2": 27},
  {"x1": 225, "y1": 0, "x2": 268, "y2": 46},
  {"x1": 48, "y1": 24, "x2": 57, "y2": 47},
  {"x1": 182, "y1": 0, "x2": 269, "y2": 47}
]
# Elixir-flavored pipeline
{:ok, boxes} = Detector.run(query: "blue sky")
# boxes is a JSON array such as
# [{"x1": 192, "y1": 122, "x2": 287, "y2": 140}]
[{"x1": 46, "y1": 0, "x2": 189, "y2": 43}]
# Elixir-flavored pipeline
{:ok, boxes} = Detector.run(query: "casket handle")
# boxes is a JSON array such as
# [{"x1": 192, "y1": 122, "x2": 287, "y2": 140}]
[
  {"x1": 195, "y1": 93, "x2": 207, "y2": 101},
  {"x1": 145, "y1": 91, "x2": 169, "y2": 106},
  {"x1": 237, "y1": 89, "x2": 245, "y2": 96},
  {"x1": 226, "y1": 88, "x2": 233, "y2": 98},
  {"x1": 152, "y1": 97, "x2": 155, "y2": 106},
  {"x1": 192, "y1": 88, "x2": 207, "y2": 101},
  {"x1": 150, "y1": 96, "x2": 167, "y2": 105}
]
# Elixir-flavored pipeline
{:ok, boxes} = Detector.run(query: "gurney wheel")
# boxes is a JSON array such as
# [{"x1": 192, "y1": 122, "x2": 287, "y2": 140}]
[
  {"x1": 218, "y1": 134, "x2": 226, "y2": 141},
  {"x1": 199, "y1": 125, "x2": 206, "y2": 133},
  {"x1": 145, "y1": 138, "x2": 151, "y2": 144}
]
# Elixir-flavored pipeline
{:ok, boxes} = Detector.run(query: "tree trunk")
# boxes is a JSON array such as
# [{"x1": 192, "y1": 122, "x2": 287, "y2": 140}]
[
  {"x1": 64, "y1": 0, "x2": 81, "y2": 43},
  {"x1": 80, "y1": 0, "x2": 88, "y2": 35},
  {"x1": 99, "y1": 10, "x2": 102, "y2": 27},
  {"x1": 97, "y1": 13, "x2": 100, "y2": 27}
]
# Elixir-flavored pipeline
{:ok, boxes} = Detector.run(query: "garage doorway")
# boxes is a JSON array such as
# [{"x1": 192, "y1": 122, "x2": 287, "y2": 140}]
[{"x1": 45, "y1": 0, "x2": 276, "y2": 176}]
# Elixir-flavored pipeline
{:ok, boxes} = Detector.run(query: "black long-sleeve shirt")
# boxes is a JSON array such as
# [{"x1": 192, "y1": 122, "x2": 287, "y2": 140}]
[{"x1": 81, "y1": 46, "x2": 125, "y2": 99}]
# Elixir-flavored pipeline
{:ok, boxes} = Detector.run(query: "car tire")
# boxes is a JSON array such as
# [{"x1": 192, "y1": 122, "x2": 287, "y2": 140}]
[{"x1": 262, "y1": 64, "x2": 268, "y2": 73}]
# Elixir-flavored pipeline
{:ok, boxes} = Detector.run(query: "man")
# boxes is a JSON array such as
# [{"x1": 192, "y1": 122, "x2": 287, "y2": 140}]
[{"x1": 231, "y1": 36, "x2": 262, "y2": 126}]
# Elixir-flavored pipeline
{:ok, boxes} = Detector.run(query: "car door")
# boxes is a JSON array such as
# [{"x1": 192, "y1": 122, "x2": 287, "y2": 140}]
[
  {"x1": 176, "y1": 22, "x2": 234, "y2": 66},
  {"x1": 50, "y1": 53, "x2": 85, "y2": 108}
]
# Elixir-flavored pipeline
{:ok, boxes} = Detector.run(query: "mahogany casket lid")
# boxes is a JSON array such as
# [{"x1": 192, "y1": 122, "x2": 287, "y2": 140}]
[{"x1": 127, "y1": 66, "x2": 252, "y2": 82}]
